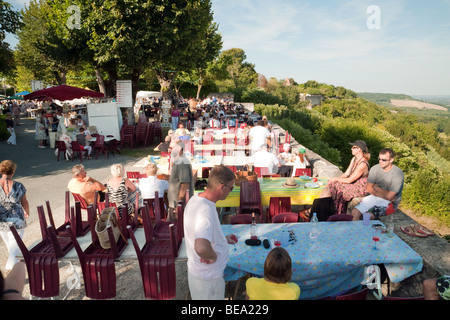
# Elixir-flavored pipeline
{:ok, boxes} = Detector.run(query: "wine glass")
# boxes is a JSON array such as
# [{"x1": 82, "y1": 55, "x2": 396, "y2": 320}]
[
  {"x1": 372, "y1": 228, "x2": 380, "y2": 250},
  {"x1": 231, "y1": 235, "x2": 239, "y2": 251}
]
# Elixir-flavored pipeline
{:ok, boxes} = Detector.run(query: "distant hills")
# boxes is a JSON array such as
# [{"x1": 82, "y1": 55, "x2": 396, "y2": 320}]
[
  {"x1": 357, "y1": 92, "x2": 450, "y2": 111},
  {"x1": 357, "y1": 92, "x2": 413, "y2": 103}
]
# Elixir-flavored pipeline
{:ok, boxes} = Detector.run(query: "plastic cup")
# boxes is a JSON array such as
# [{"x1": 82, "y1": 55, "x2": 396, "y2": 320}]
[
  {"x1": 387, "y1": 225, "x2": 394, "y2": 237},
  {"x1": 281, "y1": 231, "x2": 289, "y2": 246},
  {"x1": 363, "y1": 212, "x2": 371, "y2": 226}
]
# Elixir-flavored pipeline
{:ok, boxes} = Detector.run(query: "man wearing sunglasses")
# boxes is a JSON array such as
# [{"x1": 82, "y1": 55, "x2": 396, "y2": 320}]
[
  {"x1": 184, "y1": 165, "x2": 238, "y2": 300},
  {"x1": 351, "y1": 148, "x2": 404, "y2": 221}
]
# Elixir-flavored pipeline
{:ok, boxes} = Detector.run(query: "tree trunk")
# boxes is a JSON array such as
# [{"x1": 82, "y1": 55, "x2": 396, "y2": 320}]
[
  {"x1": 131, "y1": 67, "x2": 142, "y2": 105},
  {"x1": 155, "y1": 69, "x2": 177, "y2": 100},
  {"x1": 196, "y1": 73, "x2": 204, "y2": 100},
  {"x1": 95, "y1": 68, "x2": 106, "y2": 96},
  {"x1": 53, "y1": 69, "x2": 67, "y2": 86},
  {"x1": 107, "y1": 69, "x2": 118, "y2": 97}
]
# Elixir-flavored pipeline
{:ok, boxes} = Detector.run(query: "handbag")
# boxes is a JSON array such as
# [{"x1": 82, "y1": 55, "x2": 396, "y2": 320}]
[
  {"x1": 95, "y1": 207, "x2": 126, "y2": 249},
  {"x1": 309, "y1": 197, "x2": 336, "y2": 222}
]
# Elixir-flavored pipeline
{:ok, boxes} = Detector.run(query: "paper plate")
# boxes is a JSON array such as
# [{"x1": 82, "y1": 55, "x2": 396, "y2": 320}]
[{"x1": 305, "y1": 182, "x2": 320, "y2": 188}]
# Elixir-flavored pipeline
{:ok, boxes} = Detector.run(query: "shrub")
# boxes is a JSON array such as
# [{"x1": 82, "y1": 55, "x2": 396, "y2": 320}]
[{"x1": 0, "y1": 115, "x2": 10, "y2": 140}]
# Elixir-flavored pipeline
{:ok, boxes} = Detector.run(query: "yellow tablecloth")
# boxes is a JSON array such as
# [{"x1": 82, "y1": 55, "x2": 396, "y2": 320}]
[{"x1": 195, "y1": 177, "x2": 328, "y2": 207}]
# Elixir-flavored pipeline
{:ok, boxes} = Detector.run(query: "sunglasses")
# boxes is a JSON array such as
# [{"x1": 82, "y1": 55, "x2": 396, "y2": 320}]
[
  {"x1": 351, "y1": 146, "x2": 359, "y2": 150},
  {"x1": 223, "y1": 184, "x2": 234, "y2": 191},
  {"x1": 378, "y1": 158, "x2": 390, "y2": 162}
]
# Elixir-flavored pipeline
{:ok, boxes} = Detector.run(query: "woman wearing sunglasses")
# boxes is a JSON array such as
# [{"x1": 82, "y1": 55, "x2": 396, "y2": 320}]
[{"x1": 319, "y1": 140, "x2": 371, "y2": 215}]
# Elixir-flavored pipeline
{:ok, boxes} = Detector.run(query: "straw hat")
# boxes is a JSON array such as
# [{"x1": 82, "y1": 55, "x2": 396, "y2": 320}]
[{"x1": 282, "y1": 177, "x2": 299, "y2": 188}]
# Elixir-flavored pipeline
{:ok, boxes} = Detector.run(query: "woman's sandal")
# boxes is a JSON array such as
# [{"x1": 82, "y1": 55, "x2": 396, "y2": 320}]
[
  {"x1": 400, "y1": 226, "x2": 427, "y2": 238},
  {"x1": 414, "y1": 225, "x2": 435, "y2": 236}
]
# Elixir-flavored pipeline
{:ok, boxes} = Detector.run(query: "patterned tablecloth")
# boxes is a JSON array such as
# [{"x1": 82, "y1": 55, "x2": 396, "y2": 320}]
[{"x1": 222, "y1": 221, "x2": 423, "y2": 300}]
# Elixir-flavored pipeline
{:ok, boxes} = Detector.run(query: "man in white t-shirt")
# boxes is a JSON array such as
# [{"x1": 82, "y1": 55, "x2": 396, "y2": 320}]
[
  {"x1": 138, "y1": 163, "x2": 169, "y2": 199},
  {"x1": 248, "y1": 120, "x2": 270, "y2": 154},
  {"x1": 249, "y1": 145, "x2": 281, "y2": 174},
  {"x1": 183, "y1": 165, "x2": 238, "y2": 300}
]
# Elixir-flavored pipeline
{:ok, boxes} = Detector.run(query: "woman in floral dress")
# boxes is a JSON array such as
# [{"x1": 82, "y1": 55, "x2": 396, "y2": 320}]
[
  {"x1": 0, "y1": 160, "x2": 29, "y2": 270},
  {"x1": 319, "y1": 140, "x2": 370, "y2": 215}
]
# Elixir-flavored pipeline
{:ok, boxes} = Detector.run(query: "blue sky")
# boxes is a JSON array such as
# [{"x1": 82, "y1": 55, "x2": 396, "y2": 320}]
[{"x1": 5, "y1": 0, "x2": 450, "y2": 95}]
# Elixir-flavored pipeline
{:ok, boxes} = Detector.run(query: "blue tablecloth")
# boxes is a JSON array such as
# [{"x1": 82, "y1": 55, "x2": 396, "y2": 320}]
[{"x1": 222, "y1": 221, "x2": 423, "y2": 300}]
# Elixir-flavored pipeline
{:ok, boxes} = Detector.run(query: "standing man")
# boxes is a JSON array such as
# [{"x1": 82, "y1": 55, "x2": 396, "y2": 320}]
[
  {"x1": 248, "y1": 120, "x2": 270, "y2": 155},
  {"x1": 351, "y1": 148, "x2": 404, "y2": 221},
  {"x1": 12, "y1": 102, "x2": 21, "y2": 126},
  {"x1": 184, "y1": 165, "x2": 238, "y2": 300},
  {"x1": 167, "y1": 141, "x2": 194, "y2": 221}
]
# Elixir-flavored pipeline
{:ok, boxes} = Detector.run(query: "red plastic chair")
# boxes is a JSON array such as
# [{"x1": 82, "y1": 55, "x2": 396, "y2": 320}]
[
  {"x1": 93, "y1": 135, "x2": 109, "y2": 159},
  {"x1": 272, "y1": 213, "x2": 298, "y2": 223},
  {"x1": 106, "y1": 136, "x2": 120, "y2": 155},
  {"x1": 37, "y1": 203, "x2": 73, "y2": 257},
  {"x1": 253, "y1": 167, "x2": 269, "y2": 177},
  {"x1": 127, "y1": 171, "x2": 140, "y2": 179},
  {"x1": 153, "y1": 121, "x2": 163, "y2": 143},
  {"x1": 69, "y1": 192, "x2": 91, "y2": 236},
  {"x1": 267, "y1": 197, "x2": 291, "y2": 223},
  {"x1": 67, "y1": 224, "x2": 118, "y2": 300},
  {"x1": 327, "y1": 214, "x2": 353, "y2": 222},
  {"x1": 120, "y1": 124, "x2": 135, "y2": 149},
  {"x1": 202, "y1": 167, "x2": 212, "y2": 178},
  {"x1": 71, "y1": 141, "x2": 84, "y2": 162},
  {"x1": 335, "y1": 287, "x2": 368, "y2": 300},
  {"x1": 56, "y1": 140, "x2": 67, "y2": 161},
  {"x1": 127, "y1": 213, "x2": 176, "y2": 300},
  {"x1": 136, "y1": 121, "x2": 149, "y2": 146},
  {"x1": 153, "y1": 197, "x2": 184, "y2": 256},
  {"x1": 294, "y1": 168, "x2": 312, "y2": 177},
  {"x1": 145, "y1": 123, "x2": 154, "y2": 146},
  {"x1": 10, "y1": 225, "x2": 60, "y2": 299},
  {"x1": 230, "y1": 214, "x2": 253, "y2": 225},
  {"x1": 238, "y1": 180, "x2": 263, "y2": 220},
  {"x1": 143, "y1": 196, "x2": 167, "y2": 221}
]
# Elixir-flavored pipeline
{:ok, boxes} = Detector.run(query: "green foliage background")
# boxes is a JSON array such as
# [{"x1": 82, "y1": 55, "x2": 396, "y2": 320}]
[{"x1": 253, "y1": 86, "x2": 449, "y2": 228}]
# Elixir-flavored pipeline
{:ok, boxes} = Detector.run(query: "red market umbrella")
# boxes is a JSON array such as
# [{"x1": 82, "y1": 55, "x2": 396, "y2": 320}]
[{"x1": 23, "y1": 85, "x2": 104, "y2": 101}]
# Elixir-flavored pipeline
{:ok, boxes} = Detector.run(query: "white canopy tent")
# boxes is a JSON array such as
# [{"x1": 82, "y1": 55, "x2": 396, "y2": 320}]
[{"x1": 136, "y1": 91, "x2": 162, "y2": 100}]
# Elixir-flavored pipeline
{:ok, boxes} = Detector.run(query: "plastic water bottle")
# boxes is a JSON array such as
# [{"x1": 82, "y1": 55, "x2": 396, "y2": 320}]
[
  {"x1": 250, "y1": 212, "x2": 258, "y2": 239},
  {"x1": 310, "y1": 212, "x2": 319, "y2": 239}
]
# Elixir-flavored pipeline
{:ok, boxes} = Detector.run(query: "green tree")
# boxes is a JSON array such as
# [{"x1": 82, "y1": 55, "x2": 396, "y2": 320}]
[
  {"x1": 211, "y1": 48, "x2": 258, "y2": 99},
  {"x1": 0, "y1": 0, "x2": 23, "y2": 75}
]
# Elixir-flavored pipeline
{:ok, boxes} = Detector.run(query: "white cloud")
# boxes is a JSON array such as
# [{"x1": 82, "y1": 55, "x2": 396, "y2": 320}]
[{"x1": 212, "y1": 0, "x2": 450, "y2": 94}]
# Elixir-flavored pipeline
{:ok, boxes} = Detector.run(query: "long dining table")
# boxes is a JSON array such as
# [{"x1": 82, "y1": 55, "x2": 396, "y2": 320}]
[
  {"x1": 222, "y1": 220, "x2": 423, "y2": 300},
  {"x1": 196, "y1": 177, "x2": 328, "y2": 207}
]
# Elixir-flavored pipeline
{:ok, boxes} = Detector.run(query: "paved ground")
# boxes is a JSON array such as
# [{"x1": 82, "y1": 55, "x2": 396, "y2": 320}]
[{"x1": 0, "y1": 116, "x2": 150, "y2": 299}]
